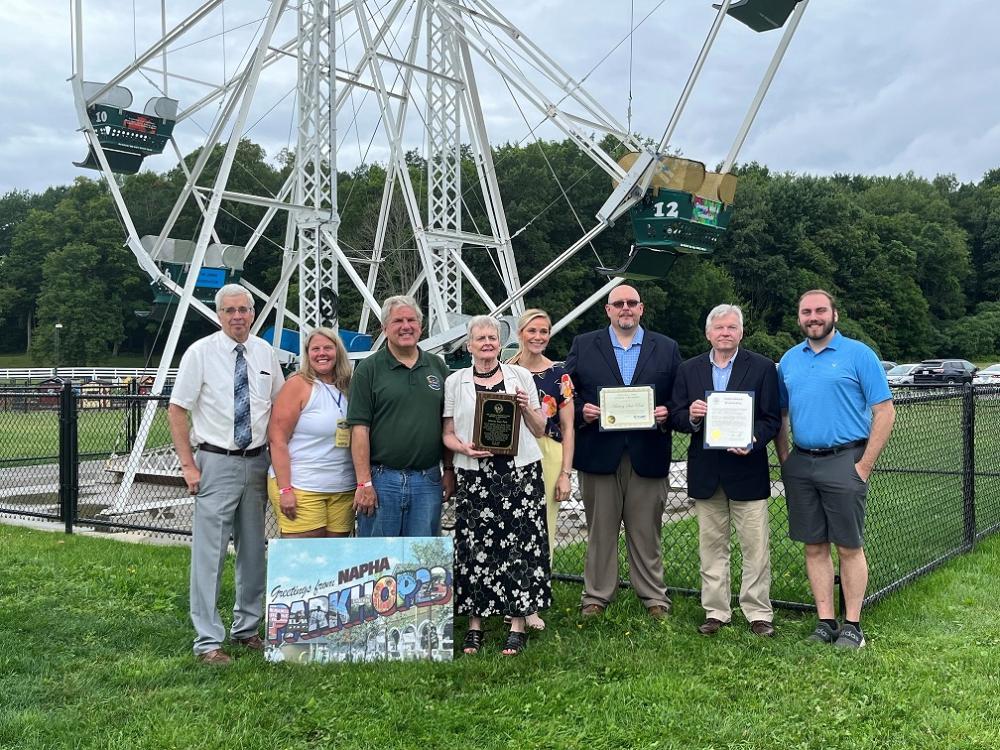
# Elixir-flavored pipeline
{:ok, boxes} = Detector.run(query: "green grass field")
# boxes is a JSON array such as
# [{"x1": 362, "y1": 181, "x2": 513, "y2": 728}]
[
  {"x1": 1, "y1": 524, "x2": 999, "y2": 749},
  {"x1": 0, "y1": 408, "x2": 173, "y2": 464},
  {"x1": 555, "y1": 392, "x2": 1000, "y2": 607},
  {"x1": 5, "y1": 390, "x2": 998, "y2": 611}
]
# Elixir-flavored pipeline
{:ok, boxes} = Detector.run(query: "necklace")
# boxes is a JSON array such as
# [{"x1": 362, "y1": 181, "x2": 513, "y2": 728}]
[{"x1": 473, "y1": 362, "x2": 501, "y2": 378}]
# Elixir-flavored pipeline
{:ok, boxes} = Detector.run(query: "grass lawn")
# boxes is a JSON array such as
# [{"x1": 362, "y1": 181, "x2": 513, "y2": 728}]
[
  {"x1": 556, "y1": 393, "x2": 1000, "y2": 607},
  {"x1": 0, "y1": 407, "x2": 173, "y2": 464},
  {"x1": 1, "y1": 524, "x2": 999, "y2": 749},
  {"x1": 0, "y1": 353, "x2": 37, "y2": 367},
  {"x1": 2, "y1": 390, "x2": 993, "y2": 612}
]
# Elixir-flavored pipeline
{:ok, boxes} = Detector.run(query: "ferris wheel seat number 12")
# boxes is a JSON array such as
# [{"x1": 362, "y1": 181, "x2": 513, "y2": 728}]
[{"x1": 649, "y1": 196, "x2": 723, "y2": 227}]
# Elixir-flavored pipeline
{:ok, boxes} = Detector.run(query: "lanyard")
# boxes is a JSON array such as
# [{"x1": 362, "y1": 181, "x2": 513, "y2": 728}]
[{"x1": 321, "y1": 382, "x2": 344, "y2": 415}]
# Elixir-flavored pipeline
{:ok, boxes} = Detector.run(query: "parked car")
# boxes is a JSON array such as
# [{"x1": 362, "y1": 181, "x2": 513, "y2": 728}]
[
  {"x1": 880, "y1": 360, "x2": 898, "y2": 372},
  {"x1": 911, "y1": 359, "x2": 977, "y2": 385},
  {"x1": 886, "y1": 363, "x2": 920, "y2": 386},
  {"x1": 973, "y1": 363, "x2": 1000, "y2": 385}
]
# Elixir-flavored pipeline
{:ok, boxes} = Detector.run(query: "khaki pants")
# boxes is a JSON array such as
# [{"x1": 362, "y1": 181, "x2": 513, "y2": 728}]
[
  {"x1": 696, "y1": 487, "x2": 772, "y2": 623},
  {"x1": 579, "y1": 455, "x2": 669, "y2": 609}
]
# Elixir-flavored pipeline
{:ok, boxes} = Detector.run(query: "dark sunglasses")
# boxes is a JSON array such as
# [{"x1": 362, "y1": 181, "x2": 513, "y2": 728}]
[{"x1": 609, "y1": 299, "x2": 641, "y2": 309}]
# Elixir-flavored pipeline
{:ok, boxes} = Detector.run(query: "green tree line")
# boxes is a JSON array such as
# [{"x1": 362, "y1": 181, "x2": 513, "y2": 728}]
[{"x1": 2, "y1": 137, "x2": 999, "y2": 365}]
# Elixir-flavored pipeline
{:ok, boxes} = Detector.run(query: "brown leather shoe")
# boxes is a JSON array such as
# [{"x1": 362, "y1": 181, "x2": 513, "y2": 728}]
[
  {"x1": 232, "y1": 634, "x2": 265, "y2": 651},
  {"x1": 647, "y1": 605, "x2": 670, "y2": 620},
  {"x1": 196, "y1": 648, "x2": 232, "y2": 665},
  {"x1": 580, "y1": 604, "x2": 605, "y2": 618},
  {"x1": 750, "y1": 620, "x2": 775, "y2": 637},
  {"x1": 698, "y1": 617, "x2": 727, "y2": 635}
]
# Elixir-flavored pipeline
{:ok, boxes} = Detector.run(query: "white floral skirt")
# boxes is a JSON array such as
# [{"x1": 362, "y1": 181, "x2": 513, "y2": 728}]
[{"x1": 454, "y1": 458, "x2": 551, "y2": 617}]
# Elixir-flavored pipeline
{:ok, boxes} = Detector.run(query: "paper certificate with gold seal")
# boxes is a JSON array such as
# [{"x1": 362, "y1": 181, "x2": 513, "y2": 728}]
[
  {"x1": 599, "y1": 385, "x2": 656, "y2": 431},
  {"x1": 703, "y1": 390, "x2": 754, "y2": 450}
]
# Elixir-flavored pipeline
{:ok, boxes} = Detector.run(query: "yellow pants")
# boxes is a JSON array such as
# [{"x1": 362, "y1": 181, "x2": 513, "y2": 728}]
[{"x1": 536, "y1": 435, "x2": 563, "y2": 559}]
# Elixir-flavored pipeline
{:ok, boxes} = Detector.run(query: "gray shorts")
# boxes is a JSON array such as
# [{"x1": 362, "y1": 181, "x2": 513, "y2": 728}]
[{"x1": 780, "y1": 445, "x2": 868, "y2": 548}]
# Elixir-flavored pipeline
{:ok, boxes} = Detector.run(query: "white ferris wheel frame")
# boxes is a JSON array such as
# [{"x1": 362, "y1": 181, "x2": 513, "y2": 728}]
[{"x1": 68, "y1": 0, "x2": 809, "y2": 508}]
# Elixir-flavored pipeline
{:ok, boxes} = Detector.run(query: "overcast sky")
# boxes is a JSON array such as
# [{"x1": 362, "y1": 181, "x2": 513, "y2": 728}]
[{"x1": 2, "y1": 0, "x2": 998, "y2": 195}]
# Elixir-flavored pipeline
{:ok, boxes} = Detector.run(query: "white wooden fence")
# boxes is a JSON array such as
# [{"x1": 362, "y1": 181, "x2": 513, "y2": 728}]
[{"x1": 0, "y1": 368, "x2": 178, "y2": 383}]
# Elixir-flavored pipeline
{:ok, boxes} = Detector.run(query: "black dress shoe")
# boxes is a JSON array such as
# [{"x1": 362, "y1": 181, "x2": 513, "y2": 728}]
[
  {"x1": 697, "y1": 617, "x2": 727, "y2": 635},
  {"x1": 749, "y1": 620, "x2": 775, "y2": 637}
]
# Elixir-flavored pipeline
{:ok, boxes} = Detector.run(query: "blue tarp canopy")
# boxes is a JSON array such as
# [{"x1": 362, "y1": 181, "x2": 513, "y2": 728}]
[{"x1": 260, "y1": 327, "x2": 373, "y2": 354}]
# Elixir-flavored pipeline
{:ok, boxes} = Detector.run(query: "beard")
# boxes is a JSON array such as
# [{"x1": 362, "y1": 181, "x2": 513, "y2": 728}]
[
  {"x1": 800, "y1": 319, "x2": 835, "y2": 341},
  {"x1": 617, "y1": 316, "x2": 637, "y2": 330}
]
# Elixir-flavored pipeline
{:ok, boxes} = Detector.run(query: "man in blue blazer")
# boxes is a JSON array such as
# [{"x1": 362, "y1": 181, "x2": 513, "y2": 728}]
[
  {"x1": 564, "y1": 285, "x2": 681, "y2": 618},
  {"x1": 669, "y1": 304, "x2": 781, "y2": 637}
]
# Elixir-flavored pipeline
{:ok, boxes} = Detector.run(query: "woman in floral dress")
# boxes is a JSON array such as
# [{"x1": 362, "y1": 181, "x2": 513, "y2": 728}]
[{"x1": 443, "y1": 316, "x2": 550, "y2": 656}]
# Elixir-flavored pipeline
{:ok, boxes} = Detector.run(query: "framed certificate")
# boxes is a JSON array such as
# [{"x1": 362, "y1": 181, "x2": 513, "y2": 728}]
[
  {"x1": 703, "y1": 390, "x2": 754, "y2": 450},
  {"x1": 599, "y1": 385, "x2": 656, "y2": 431},
  {"x1": 472, "y1": 390, "x2": 520, "y2": 455}
]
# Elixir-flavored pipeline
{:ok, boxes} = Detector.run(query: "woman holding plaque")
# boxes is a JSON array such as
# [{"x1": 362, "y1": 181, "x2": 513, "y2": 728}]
[
  {"x1": 443, "y1": 316, "x2": 550, "y2": 656},
  {"x1": 267, "y1": 327, "x2": 356, "y2": 538}
]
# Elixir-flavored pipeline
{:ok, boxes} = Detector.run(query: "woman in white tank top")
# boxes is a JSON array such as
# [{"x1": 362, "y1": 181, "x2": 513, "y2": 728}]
[{"x1": 268, "y1": 328, "x2": 356, "y2": 537}]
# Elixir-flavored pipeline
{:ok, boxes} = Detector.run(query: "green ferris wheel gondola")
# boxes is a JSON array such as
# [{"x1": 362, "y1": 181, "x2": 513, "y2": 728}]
[
  {"x1": 714, "y1": 0, "x2": 804, "y2": 33},
  {"x1": 142, "y1": 237, "x2": 245, "y2": 322},
  {"x1": 629, "y1": 186, "x2": 735, "y2": 255},
  {"x1": 74, "y1": 83, "x2": 177, "y2": 175},
  {"x1": 597, "y1": 155, "x2": 737, "y2": 280}
]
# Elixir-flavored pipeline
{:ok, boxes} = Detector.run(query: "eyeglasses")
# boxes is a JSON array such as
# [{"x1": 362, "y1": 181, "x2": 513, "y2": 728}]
[
  {"x1": 609, "y1": 299, "x2": 641, "y2": 309},
  {"x1": 220, "y1": 306, "x2": 252, "y2": 315}
]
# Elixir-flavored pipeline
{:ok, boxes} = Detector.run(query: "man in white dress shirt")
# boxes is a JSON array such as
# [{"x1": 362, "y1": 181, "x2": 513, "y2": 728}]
[{"x1": 168, "y1": 284, "x2": 284, "y2": 665}]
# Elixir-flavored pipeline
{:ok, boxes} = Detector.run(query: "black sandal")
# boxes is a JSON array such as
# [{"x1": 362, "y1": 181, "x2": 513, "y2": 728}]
[
  {"x1": 462, "y1": 628, "x2": 484, "y2": 655},
  {"x1": 501, "y1": 630, "x2": 528, "y2": 656}
]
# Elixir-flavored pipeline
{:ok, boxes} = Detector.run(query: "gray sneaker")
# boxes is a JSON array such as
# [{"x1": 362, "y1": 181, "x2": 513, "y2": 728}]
[
  {"x1": 834, "y1": 626, "x2": 866, "y2": 650},
  {"x1": 806, "y1": 621, "x2": 840, "y2": 644}
]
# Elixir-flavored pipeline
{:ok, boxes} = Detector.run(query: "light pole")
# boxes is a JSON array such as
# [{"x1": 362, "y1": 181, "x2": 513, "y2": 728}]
[{"x1": 54, "y1": 323, "x2": 63, "y2": 378}]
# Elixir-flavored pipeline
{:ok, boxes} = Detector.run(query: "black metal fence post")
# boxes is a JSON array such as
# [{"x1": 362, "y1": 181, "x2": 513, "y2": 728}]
[
  {"x1": 58, "y1": 380, "x2": 79, "y2": 534},
  {"x1": 126, "y1": 378, "x2": 139, "y2": 452},
  {"x1": 962, "y1": 384, "x2": 976, "y2": 551},
  {"x1": 69, "y1": 384, "x2": 79, "y2": 531}
]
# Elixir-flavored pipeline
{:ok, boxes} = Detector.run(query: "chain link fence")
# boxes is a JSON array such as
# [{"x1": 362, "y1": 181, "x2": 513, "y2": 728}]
[{"x1": 3, "y1": 381, "x2": 999, "y2": 610}]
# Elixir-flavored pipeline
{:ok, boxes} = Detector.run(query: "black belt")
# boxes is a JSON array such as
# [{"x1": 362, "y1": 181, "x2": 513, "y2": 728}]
[
  {"x1": 794, "y1": 439, "x2": 867, "y2": 457},
  {"x1": 198, "y1": 443, "x2": 265, "y2": 458}
]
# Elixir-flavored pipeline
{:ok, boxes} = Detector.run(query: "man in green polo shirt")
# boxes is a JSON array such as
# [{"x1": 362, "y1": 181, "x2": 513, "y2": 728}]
[{"x1": 347, "y1": 295, "x2": 455, "y2": 536}]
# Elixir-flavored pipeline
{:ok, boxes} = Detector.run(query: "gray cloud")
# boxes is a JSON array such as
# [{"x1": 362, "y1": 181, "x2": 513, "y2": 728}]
[{"x1": 2, "y1": 0, "x2": 998, "y2": 194}]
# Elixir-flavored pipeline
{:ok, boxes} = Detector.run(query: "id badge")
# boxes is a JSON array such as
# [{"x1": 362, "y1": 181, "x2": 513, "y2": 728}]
[{"x1": 335, "y1": 419, "x2": 351, "y2": 448}]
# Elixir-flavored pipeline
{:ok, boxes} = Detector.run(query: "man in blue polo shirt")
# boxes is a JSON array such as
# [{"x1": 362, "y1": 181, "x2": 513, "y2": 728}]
[{"x1": 776, "y1": 290, "x2": 895, "y2": 649}]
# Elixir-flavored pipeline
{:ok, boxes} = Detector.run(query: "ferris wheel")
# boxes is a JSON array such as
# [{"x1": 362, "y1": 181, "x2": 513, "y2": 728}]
[{"x1": 69, "y1": 0, "x2": 809, "y2": 505}]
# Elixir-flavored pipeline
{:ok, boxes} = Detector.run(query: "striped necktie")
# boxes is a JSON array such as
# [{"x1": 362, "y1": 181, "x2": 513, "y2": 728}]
[{"x1": 234, "y1": 343, "x2": 252, "y2": 449}]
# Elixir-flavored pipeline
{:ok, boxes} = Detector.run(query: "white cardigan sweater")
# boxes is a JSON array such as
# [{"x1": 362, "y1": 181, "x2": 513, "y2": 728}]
[{"x1": 443, "y1": 363, "x2": 543, "y2": 470}]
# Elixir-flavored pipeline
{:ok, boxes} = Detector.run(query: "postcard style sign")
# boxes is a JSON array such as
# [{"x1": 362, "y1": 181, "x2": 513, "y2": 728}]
[{"x1": 265, "y1": 537, "x2": 454, "y2": 664}]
